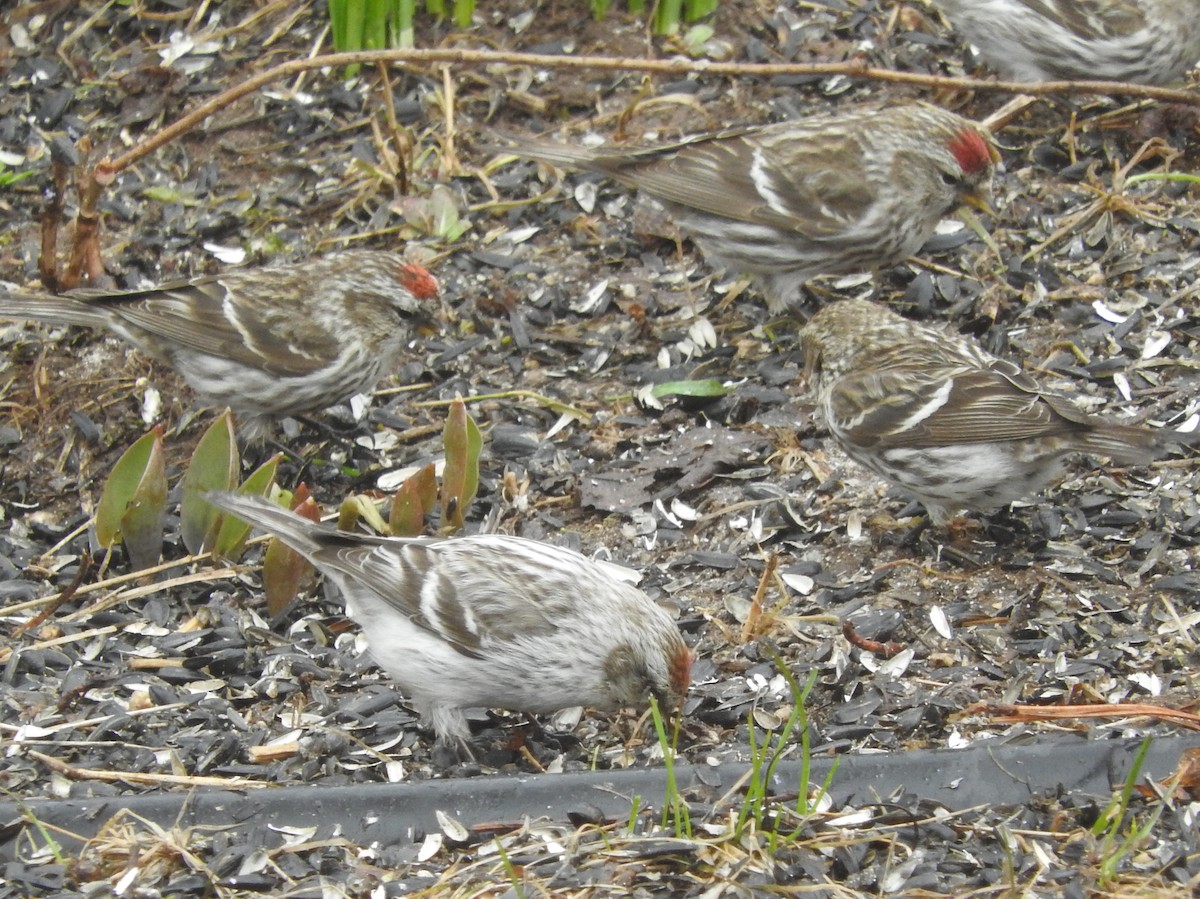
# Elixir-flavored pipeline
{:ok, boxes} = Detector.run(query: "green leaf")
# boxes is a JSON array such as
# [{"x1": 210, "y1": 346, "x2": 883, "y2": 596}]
[
  {"x1": 389, "y1": 463, "x2": 437, "y2": 536},
  {"x1": 396, "y1": 0, "x2": 415, "y2": 47},
  {"x1": 650, "y1": 378, "x2": 728, "y2": 399},
  {"x1": 141, "y1": 185, "x2": 198, "y2": 205},
  {"x1": 180, "y1": 411, "x2": 239, "y2": 554},
  {"x1": 95, "y1": 429, "x2": 159, "y2": 548},
  {"x1": 0, "y1": 164, "x2": 34, "y2": 188},
  {"x1": 119, "y1": 451, "x2": 168, "y2": 571},
  {"x1": 338, "y1": 494, "x2": 389, "y2": 535},
  {"x1": 329, "y1": 0, "x2": 349, "y2": 47},
  {"x1": 681, "y1": 23, "x2": 714, "y2": 55},
  {"x1": 263, "y1": 486, "x2": 320, "y2": 616},
  {"x1": 342, "y1": 0, "x2": 366, "y2": 49},
  {"x1": 95, "y1": 427, "x2": 167, "y2": 570},
  {"x1": 211, "y1": 454, "x2": 282, "y2": 560},
  {"x1": 362, "y1": 0, "x2": 389, "y2": 49},
  {"x1": 429, "y1": 186, "x2": 462, "y2": 240},
  {"x1": 439, "y1": 395, "x2": 481, "y2": 532}
]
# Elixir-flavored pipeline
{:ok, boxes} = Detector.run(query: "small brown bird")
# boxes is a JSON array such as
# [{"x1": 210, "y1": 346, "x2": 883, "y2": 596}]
[
  {"x1": 491, "y1": 104, "x2": 997, "y2": 313},
  {"x1": 931, "y1": 0, "x2": 1200, "y2": 84},
  {"x1": 0, "y1": 251, "x2": 439, "y2": 440},
  {"x1": 801, "y1": 299, "x2": 1193, "y2": 522},
  {"x1": 208, "y1": 492, "x2": 693, "y2": 754}
]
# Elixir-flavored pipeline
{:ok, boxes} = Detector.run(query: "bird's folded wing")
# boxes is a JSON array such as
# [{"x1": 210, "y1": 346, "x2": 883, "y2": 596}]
[
  {"x1": 828, "y1": 366, "x2": 1078, "y2": 448},
  {"x1": 608, "y1": 131, "x2": 874, "y2": 235},
  {"x1": 345, "y1": 537, "x2": 590, "y2": 658},
  {"x1": 1049, "y1": 0, "x2": 1146, "y2": 40},
  {"x1": 72, "y1": 278, "x2": 340, "y2": 377}
]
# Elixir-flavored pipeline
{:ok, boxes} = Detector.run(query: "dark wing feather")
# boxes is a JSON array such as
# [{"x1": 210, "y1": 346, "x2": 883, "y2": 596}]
[
  {"x1": 600, "y1": 126, "x2": 875, "y2": 235},
  {"x1": 509, "y1": 125, "x2": 874, "y2": 236},
  {"x1": 308, "y1": 537, "x2": 487, "y2": 659},
  {"x1": 828, "y1": 364, "x2": 1082, "y2": 449},
  {"x1": 312, "y1": 537, "x2": 572, "y2": 660},
  {"x1": 71, "y1": 273, "x2": 339, "y2": 377}
]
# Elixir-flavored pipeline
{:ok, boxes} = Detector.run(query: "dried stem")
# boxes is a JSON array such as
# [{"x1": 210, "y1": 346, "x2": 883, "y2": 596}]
[
  {"x1": 39, "y1": 157, "x2": 69, "y2": 291},
  {"x1": 60, "y1": 47, "x2": 1198, "y2": 286},
  {"x1": 977, "y1": 701, "x2": 1200, "y2": 730},
  {"x1": 93, "y1": 48, "x2": 1200, "y2": 182},
  {"x1": 28, "y1": 749, "x2": 273, "y2": 787}
]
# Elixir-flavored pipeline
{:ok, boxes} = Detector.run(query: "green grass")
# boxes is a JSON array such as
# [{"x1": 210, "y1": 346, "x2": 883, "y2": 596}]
[
  {"x1": 1092, "y1": 736, "x2": 1175, "y2": 888},
  {"x1": 327, "y1": 0, "x2": 720, "y2": 58},
  {"x1": 0, "y1": 163, "x2": 33, "y2": 188}
]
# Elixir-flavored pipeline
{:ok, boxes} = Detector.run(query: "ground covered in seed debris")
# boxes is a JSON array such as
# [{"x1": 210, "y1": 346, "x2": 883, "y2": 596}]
[{"x1": 1, "y1": 1, "x2": 1198, "y2": 895}]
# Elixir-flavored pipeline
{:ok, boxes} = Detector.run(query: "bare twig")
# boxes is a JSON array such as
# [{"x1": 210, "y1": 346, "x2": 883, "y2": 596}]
[
  {"x1": 12, "y1": 552, "x2": 93, "y2": 636},
  {"x1": 28, "y1": 749, "x2": 273, "y2": 787},
  {"x1": 39, "y1": 154, "x2": 70, "y2": 291},
  {"x1": 842, "y1": 620, "x2": 905, "y2": 658},
  {"x1": 90, "y1": 49, "x2": 1200, "y2": 186},
  {"x1": 377, "y1": 62, "x2": 410, "y2": 194},
  {"x1": 740, "y1": 554, "x2": 779, "y2": 643},
  {"x1": 973, "y1": 701, "x2": 1200, "y2": 730},
  {"x1": 57, "y1": 47, "x2": 1198, "y2": 287},
  {"x1": 0, "y1": 549, "x2": 247, "y2": 619}
]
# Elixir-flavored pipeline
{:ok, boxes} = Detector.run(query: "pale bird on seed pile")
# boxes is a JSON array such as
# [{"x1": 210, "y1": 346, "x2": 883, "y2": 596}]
[{"x1": 207, "y1": 491, "x2": 693, "y2": 755}]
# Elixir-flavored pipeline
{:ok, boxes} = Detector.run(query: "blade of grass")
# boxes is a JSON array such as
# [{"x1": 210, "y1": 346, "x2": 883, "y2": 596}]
[
  {"x1": 363, "y1": 0, "x2": 389, "y2": 49},
  {"x1": 396, "y1": 0, "x2": 415, "y2": 47},
  {"x1": 329, "y1": 0, "x2": 348, "y2": 47},
  {"x1": 341, "y1": 0, "x2": 366, "y2": 49},
  {"x1": 654, "y1": 0, "x2": 683, "y2": 33},
  {"x1": 649, "y1": 697, "x2": 691, "y2": 838}
]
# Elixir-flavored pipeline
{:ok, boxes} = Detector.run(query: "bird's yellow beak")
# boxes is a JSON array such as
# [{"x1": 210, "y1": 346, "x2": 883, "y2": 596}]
[{"x1": 960, "y1": 190, "x2": 995, "y2": 217}]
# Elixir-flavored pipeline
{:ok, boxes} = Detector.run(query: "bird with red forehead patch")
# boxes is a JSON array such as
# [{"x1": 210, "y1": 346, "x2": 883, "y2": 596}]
[
  {"x1": 207, "y1": 491, "x2": 693, "y2": 758},
  {"x1": 0, "y1": 250, "x2": 441, "y2": 440},
  {"x1": 948, "y1": 127, "x2": 1000, "y2": 178},
  {"x1": 487, "y1": 104, "x2": 998, "y2": 314}
]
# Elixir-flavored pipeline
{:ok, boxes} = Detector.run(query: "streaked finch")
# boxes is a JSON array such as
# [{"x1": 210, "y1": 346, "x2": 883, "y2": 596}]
[
  {"x1": 931, "y1": 0, "x2": 1200, "y2": 84},
  {"x1": 207, "y1": 491, "x2": 693, "y2": 752},
  {"x1": 0, "y1": 251, "x2": 439, "y2": 440},
  {"x1": 801, "y1": 299, "x2": 1191, "y2": 523},
  {"x1": 490, "y1": 104, "x2": 997, "y2": 313}
]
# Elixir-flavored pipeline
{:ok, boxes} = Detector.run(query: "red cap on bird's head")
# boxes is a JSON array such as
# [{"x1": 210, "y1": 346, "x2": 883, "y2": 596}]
[
  {"x1": 398, "y1": 264, "x2": 440, "y2": 300},
  {"x1": 669, "y1": 643, "x2": 694, "y2": 703},
  {"x1": 947, "y1": 128, "x2": 997, "y2": 175}
]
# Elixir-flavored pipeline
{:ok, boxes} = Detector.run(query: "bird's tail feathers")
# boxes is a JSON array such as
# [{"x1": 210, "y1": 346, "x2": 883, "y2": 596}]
[
  {"x1": 476, "y1": 131, "x2": 600, "y2": 170},
  {"x1": 204, "y1": 492, "x2": 324, "y2": 558},
  {"x1": 0, "y1": 290, "x2": 111, "y2": 329},
  {"x1": 1077, "y1": 423, "x2": 1195, "y2": 465}
]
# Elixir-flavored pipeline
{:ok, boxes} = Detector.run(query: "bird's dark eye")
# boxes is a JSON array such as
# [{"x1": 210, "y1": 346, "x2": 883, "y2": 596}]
[{"x1": 940, "y1": 171, "x2": 959, "y2": 186}]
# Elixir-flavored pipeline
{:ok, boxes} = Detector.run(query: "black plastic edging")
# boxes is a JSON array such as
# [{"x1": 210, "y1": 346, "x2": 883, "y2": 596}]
[{"x1": 2, "y1": 732, "x2": 1197, "y2": 859}]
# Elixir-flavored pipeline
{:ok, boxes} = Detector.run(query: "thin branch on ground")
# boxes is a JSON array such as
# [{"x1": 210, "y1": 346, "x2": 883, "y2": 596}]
[{"x1": 50, "y1": 47, "x2": 1198, "y2": 288}]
